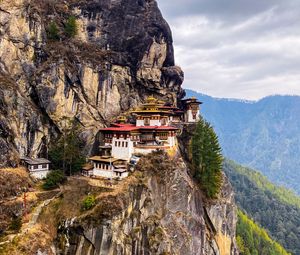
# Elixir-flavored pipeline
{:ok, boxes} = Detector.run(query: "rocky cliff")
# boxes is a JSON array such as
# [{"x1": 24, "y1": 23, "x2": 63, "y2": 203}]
[
  {"x1": 54, "y1": 153, "x2": 238, "y2": 255},
  {"x1": 0, "y1": 0, "x2": 184, "y2": 167},
  {"x1": 1, "y1": 152, "x2": 237, "y2": 255}
]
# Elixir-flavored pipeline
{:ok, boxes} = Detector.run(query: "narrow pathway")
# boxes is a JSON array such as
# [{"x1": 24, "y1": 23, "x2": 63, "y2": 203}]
[{"x1": 22, "y1": 192, "x2": 61, "y2": 233}]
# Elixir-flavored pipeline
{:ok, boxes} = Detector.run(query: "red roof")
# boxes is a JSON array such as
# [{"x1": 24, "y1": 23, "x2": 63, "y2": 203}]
[
  {"x1": 100, "y1": 126, "x2": 138, "y2": 132},
  {"x1": 138, "y1": 126, "x2": 178, "y2": 130},
  {"x1": 100, "y1": 123, "x2": 179, "y2": 132},
  {"x1": 110, "y1": 123, "x2": 135, "y2": 128}
]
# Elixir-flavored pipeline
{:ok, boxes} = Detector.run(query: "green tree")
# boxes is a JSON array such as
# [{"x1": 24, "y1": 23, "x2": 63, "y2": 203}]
[
  {"x1": 191, "y1": 117, "x2": 223, "y2": 199},
  {"x1": 47, "y1": 21, "x2": 60, "y2": 40},
  {"x1": 42, "y1": 170, "x2": 66, "y2": 190},
  {"x1": 64, "y1": 16, "x2": 77, "y2": 38},
  {"x1": 49, "y1": 121, "x2": 85, "y2": 175},
  {"x1": 82, "y1": 195, "x2": 96, "y2": 211}
]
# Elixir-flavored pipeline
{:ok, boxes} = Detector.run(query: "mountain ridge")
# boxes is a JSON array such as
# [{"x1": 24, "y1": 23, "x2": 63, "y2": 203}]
[{"x1": 186, "y1": 89, "x2": 300, "y2": 194}]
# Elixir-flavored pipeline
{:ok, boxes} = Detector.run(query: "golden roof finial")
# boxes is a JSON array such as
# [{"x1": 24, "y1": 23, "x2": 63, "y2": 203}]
[
  {"x1": 146, "y1": 95, "x2": 156, "y2": 103},
  {"x1": 117, "y1": 115, "x2": 127, "y2": 123}
]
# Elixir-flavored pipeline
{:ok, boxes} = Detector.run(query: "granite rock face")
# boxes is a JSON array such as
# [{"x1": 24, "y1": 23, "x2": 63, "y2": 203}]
[
  {"x1": 56, "y1": 155, "x2": 238, "y2": 255},
  {"x1": 0, "y1": 0, "x2": 184, "y2": 166}
]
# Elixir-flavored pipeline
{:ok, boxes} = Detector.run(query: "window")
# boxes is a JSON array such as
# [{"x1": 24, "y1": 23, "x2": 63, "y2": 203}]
[
  {"x1": 34, "y1": 165, "x2": 39, "y2": 169},
  {"x1": 115, "y1": 141, "x2": 117, "y2": 147},
  {"x1": 122, "y1": 141, "x2": 124, "y2": 147},
  {"x1": 118, "y1": 141, "x2": 121, "y2": 147},
  {"x1": 42, "y1": 164, "x2": 47, "y2": 169},
  {"x1": 144, "y1": 118, "x2": 150, "y2": 126},
  {"x1": 125, "y1": 142, "x2": 128, "y2": 147}
]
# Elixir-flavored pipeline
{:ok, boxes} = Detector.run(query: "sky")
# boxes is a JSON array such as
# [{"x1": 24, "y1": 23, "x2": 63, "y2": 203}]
[{"x1": 157, "y1": 0, "x2": 300, "y2": 100}]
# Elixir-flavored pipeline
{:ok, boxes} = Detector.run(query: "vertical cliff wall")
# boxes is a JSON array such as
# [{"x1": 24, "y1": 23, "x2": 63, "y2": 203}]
[
  {"x1": 0, "y1": 0, "x2": 184, "y2": 167},
  {"x1": 43, "y1": 153, "x2": 238, "y2": 255}
]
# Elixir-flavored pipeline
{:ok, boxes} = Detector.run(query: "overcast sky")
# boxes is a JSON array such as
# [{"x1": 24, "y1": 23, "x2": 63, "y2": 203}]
[{"x1": 157, "y1": 0, "x2": 300, "y2": 100}]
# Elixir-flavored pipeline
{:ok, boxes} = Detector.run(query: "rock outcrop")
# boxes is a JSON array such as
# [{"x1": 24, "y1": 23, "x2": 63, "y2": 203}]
[
  {"x1": 0, "y1": 0, "x2": 184, "y2": 167},
  {"x1": 54, "y1": 152, "x2": 238, "y2": 255}
]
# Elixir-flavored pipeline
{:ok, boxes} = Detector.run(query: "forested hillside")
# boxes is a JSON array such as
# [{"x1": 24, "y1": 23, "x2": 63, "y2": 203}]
[
  {"x1": 237, "y1": 210, "x2": 290, "y2": 255},
  {"x1": 224, "y1": 159, "x2": 300, "y2": 255},
  {"x1": 186, "y1": 89, "x2": 300, "y2": 194}
]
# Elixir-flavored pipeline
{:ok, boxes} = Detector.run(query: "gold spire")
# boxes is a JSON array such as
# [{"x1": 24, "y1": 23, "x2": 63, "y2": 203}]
[
  {"x1": 146, "y1": 96, "x2": 156, "y2": 104},
  {"x1": 117, "y1": 115, "x2": 127, "y2": 123}
]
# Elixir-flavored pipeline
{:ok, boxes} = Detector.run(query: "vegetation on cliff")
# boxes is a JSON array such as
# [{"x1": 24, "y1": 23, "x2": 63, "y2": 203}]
[
  {"x1": 224, "y1": 159, "x2": 300, "y2": 254},
  {"x1": 237, "y1": 210, "x2": 290, "y2": 255},
  {"x1": 191, "y1": 117, "x2": 223, "y2": 199},
  {"x1": 42, "y1": 170, "x2": 66, "y2": 190},
  {"x1": 49, "y1": 122, "x2": 85, "y2": 175},
  {"x1": 47, "y1": 22, "x2": 60, "y2": 40},
  {"x1": 64, "y1": 16, "x2": 78, "y2": 38}
]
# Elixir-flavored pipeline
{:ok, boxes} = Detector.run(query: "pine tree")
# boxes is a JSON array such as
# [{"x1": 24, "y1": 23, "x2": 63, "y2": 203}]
[
  {"x1": 64, "y1": 16, "x2": 77, "y2": 38},
  {"x1": 47, "y1": 21, "x2": 60, "y2": 40},
  {"x1": 49, "y1": 121, "x2": 85, "y2": 175},
  {"x1": 191, "y1": 117, "x2": 223, "y2": 198}
]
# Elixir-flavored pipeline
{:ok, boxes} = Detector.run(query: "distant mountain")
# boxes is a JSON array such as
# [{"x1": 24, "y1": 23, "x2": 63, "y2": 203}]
[
  {"x1": 186, "y1": 89, "x2": 300, "y2": 194},
  {"x1": 224, "y1": 159, "x2": 300, "y2": 254}
]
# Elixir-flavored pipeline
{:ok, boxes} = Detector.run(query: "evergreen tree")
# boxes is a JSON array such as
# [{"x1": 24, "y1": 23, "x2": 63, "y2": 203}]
[
  {"x1": 49, "y1": 121, "x2": 85, "y2": 175},
  {"x1": 191, "y1": 116, "x2": 223, "y2": 199},
  {"x1": 64, "y1": 16, "x2": 77, "y2": 38},
  {"x1": 47, "y1": 21, "x2": 60, "y2": 40}
]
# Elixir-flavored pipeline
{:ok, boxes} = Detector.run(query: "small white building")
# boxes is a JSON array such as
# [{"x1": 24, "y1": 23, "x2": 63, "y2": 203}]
[
  {"x1": 181, "y1": 97, "x2": 202, "y2": 123},
  {"x1": 89, "y1": 156, "x2": 128, "y2": 179},
  {"x1": 21, "y1": 157, "x2": 51, "y2": 179},
  {"x1": 82, "y1": 163, "x2": 94, "y2": 177}
]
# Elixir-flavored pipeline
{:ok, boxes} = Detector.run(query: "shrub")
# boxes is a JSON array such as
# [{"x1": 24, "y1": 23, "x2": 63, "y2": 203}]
[
  {"x1": 47, "y1": 21, "x2": 60, "y2": 40},
  {"x1": 191, "y1": 116, "x2": 223, "y2": 199},
  {"x1": 82, "y1": 195, "x2": 96, "y2": 211},
  {"x1": 9, "y1": 216, "x2": 22, "y2": 232},
  {"x1": 65, "y1": 16, "x2": 77, "y2": 38},
  {"x1": 42, "y1": 170, "x2": 66, "y2": 190}
]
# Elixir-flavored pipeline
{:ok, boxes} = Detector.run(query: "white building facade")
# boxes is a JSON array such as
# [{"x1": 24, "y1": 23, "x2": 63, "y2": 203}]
[
  {"x1": 21, "y1": 157, "x2": 51, "y2": 179},
  {"x1": 89, "y1": 156, "x2": 128, "y2": 179},
  {"x1": 182, "y1": 97, "x2": 202, "y2": 123}
]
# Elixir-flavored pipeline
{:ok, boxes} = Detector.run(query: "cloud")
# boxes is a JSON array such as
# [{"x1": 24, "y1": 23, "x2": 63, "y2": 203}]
[{"x1": 157, "y1": 0, "x2": 300, "y2": 99}]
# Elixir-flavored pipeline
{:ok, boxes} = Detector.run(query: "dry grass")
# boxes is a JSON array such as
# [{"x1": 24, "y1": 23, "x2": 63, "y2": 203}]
[
  {"x1": 0, "y1": 224, "x2": 54, "y2": 255},
  {"x1": 0, "y1": 167, "x2": 28, "y2": 178},
  {"x1": 0, "y1": 167, "x2": 33, "y2": 200}
]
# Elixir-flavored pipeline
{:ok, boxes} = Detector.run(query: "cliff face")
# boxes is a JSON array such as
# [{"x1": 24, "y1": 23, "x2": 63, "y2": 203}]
[
  {"x1": 0, "y1": 0, "x2": 184, "y2": 167},
  {"x1": 0, "y1": 1, "x2": 239, "y2": 254},
  {"x1": 53, "y1": 153, "x2": 238, "y2": 255}
]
